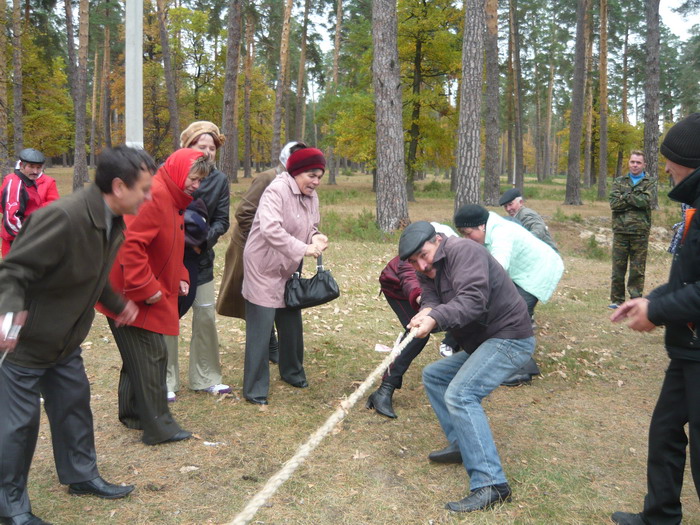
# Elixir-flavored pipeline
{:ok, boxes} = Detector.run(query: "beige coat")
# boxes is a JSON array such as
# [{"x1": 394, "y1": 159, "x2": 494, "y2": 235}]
[
  {"x1": 241, "y1": 173, "x2": 320, "y2": 309},
  {"x1": 216, "y1": 167, "x2": 277, "y2": 318}
]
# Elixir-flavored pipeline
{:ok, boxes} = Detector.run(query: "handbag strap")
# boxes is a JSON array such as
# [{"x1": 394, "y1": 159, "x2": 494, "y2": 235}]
[{"x1": 293, "y1": 254, "x2": 325, "y2": 277}]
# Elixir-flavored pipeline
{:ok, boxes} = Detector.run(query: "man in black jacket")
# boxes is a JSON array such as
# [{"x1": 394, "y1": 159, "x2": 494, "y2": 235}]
[{"x1": 611, "y1": 113, "x2": 700, "y2": 525}]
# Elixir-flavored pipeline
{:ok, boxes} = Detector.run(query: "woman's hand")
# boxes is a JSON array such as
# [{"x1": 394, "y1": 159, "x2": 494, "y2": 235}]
[
  {"x1": 312, "y1": 233, "x2": 329, "y2": 252},
  {"x1": 179, "y1": 281, "x2": 190, "y2": 296},
  {"x1": 145, "y1": 291, "x2": 162, "y2": 304}
]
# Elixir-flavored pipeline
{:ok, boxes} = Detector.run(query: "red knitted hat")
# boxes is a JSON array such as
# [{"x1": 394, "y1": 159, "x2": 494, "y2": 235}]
[{"x1": 286, "y1": 147, "x2": 326, "y2": 177}]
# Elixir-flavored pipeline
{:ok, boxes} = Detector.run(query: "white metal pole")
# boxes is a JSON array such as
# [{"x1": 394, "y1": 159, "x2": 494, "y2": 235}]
[{"x1": 125, "y1": 0, "x2": 144, "y2": 148}]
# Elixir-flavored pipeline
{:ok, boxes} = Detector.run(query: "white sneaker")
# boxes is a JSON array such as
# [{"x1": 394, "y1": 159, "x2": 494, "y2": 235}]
[
  {"x1": 167, "y1": 391, "x2": 177, "y2": 402},
  {"x1": 201, "y1": 384, "x2": 232, "y2": 395},
  {"x1": 439, "y1": 343, "x2": 454, "y2": 357}
]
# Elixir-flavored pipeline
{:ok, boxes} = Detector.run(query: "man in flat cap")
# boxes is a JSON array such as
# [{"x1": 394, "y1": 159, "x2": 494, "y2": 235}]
[
  {"x1": 499, "y1": 188, "x2": 557, "y2": 251},
  {"x1": 399, "y1": 221, "x2": 534, "y2": 512},
  {"x1": 608, "y1": 150, "x2": 655, "y2": 309},
  {"x1": 611, "y1": 114, "x2": 700, "y2": 525}
]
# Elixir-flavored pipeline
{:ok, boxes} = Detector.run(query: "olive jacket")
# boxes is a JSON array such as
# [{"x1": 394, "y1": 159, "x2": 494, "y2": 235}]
[{"x1": 0, "y1": 183, "x2": 126, "y2": 368}]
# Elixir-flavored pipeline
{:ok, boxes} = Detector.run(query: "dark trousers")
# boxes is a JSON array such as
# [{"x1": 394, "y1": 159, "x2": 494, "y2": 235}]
[
  {"x1": 642, "y1": 358, "x2": 700, "y2": 525},
  {"x1": 108, "y1": 320, "x2": 183, "y2": 445},
  {"x1": 383, "y1": 295, "x2": 430, "y2": 388},
  {"x1": 611, "y1": 232, "x2": 649, "y2": 304},
  {"x1": 243, "y1": 300, "x2": 305, "y2": 403},
  {"x1": 514, "y1": 283, "x2": 539, "y2": 318},
  {"x1": 0, "y1": 349, "x2": 99, "y2": 518}
]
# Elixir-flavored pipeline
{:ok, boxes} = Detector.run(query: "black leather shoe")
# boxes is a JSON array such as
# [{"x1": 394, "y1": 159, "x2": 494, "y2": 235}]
[
  {"x1": 68, "y1": 476, "x2": 134, "y2": 499},
  {"x1": 446, "y1": 483, "x2": 512, "y2": 512},
  {"x1": 160, "y1": 430, "x2": 192, "y2": 444},
  {"x1": 289, "y1": 379, "x2": 308, "y2": 388},
  {"x1": 0, "y1": 513, "x2": 52, "y2": 525},
  {"x1": 245, "y1": 397, "x2": 269, "y2": 405},
  {"x1": 501, "y1": 373, "x2": 532, "y2": 387},
  {"x1": 428, "y1": 442, "x2": 462, "y2": 464},
  {"x1": 611, "y1": 511, "x2": 647, "y2": 525}
]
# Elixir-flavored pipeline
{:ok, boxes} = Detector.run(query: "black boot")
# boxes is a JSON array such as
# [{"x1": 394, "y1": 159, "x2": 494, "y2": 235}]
[
  {"x1": 269, "y1": 329, "x2": 279, "y2": 364},
  {"x1": 366, "y1": 381, "x2": 397, "y2": 418}
]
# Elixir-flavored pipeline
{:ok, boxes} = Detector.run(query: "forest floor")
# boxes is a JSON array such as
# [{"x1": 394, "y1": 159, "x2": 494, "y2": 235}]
[{"x1": 22, "y1": 169, "x2": 700, "y2": 524}]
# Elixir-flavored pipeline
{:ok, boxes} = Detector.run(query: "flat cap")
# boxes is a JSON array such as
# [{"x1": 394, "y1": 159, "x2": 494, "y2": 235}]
[
  {"x1": 498, "y1": 188, "x2": 522, "y2": 206},
  {"x1": 399, "y1": 221, "x2": 436, "y2": 260},
  {"x1": 18, "y1": 148, "x2": 45, "y2": 165},
  {"x1": 454, "y1": 204, "x2": 489, "y2": 229}
]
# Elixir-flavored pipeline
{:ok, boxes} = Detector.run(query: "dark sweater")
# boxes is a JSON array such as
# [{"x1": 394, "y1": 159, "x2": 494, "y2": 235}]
[{"x1": 418, "y1": 236, "x2": 533, "y2": 354}]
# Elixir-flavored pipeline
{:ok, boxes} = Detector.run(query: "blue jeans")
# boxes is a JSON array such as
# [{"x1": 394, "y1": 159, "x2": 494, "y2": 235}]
[{"x1": 422, "y1": 336, "x2": 535, "y2": 490}]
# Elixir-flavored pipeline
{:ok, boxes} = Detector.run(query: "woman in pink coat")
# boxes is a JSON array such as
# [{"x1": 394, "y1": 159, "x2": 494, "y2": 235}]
[
  {"x1": 241, "y1": 147, "x2": 329, "y2": 405},
  {"x1": 98, "y1": 148, "x2": 210, "y2": 445}
]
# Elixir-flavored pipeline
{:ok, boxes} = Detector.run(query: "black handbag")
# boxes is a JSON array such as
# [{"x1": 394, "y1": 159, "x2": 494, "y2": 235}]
[{"x1": 284, "y1": 255, "x2": 340, "y2": 309}]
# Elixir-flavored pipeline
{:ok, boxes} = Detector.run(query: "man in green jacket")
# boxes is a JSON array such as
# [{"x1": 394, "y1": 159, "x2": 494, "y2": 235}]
[
  {"x1": 0, "y1": 146, "x2": 155, "y2": 525},
  {"x1": 609, "y1": 151, "x2": 655, "y2": 309}
]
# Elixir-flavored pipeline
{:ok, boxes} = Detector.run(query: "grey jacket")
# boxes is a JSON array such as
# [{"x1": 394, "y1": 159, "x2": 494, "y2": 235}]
[
  {"x1": 0, "y1": 184, "x2": 126, "y2": 368},
  {"x1": 514, "y1": 206, "x2": 558, "y2": 251},
  {"x1": 419, "y1": 237, "x2": 533, "y2": 354}
]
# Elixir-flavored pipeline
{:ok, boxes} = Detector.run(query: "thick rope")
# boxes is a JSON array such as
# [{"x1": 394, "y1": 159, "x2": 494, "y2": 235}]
[{"x1": 228, "y1": 330, "x2": 417, "y2": 525}]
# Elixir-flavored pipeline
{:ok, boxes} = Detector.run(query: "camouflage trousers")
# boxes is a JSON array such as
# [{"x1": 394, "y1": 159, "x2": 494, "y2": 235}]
[{"x1": 610, "y1": 232, "x2": 649, "y2": 305}]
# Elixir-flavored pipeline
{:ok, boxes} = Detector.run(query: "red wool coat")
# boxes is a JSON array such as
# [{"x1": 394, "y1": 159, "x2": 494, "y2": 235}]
[{"x1": 98, "y1": 163, "x2": 195, "y2": 335}]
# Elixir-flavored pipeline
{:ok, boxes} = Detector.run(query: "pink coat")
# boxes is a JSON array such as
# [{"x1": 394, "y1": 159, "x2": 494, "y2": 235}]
[{"x1": 242, "y1": 173, "x2": 320, "y2": 308}]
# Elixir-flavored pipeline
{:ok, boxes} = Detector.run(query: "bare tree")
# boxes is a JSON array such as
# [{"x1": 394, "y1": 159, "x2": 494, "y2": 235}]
[
  {"x1": 89, "y1": 50, "x2": 99, "y2": 168},
  {"x1": 102, "y1": 5, "x2": 112, "y2": 149},
  {"x1": 454, "y1": 0, "x2": 486, "y2": 210},
  {"x1": 12, "y1": 0, "x2": 23, "y2": 156},
  {"x1": 325, "y1": 0, "x2": 343, "y2": 186},
  {"x1": 294, "y1": 0, "x2": 310, "y2": 140},
  {"x1": 0, "y1": 0, "x2": 10, "y2": 175},
  {"x1": 597, "y1": 0, "x2": 608, "y2": 199},
  {"x1": 156, "y1": 0, "x2": 181, "y2": 151},
  {"x1": 508, "y1": 0, "x2": 525, "y2": 191},
  {"x1": 643, "y1": 0, "x2": 660, "y2": 207},
  {"x1": 220, "y1": 0, "x2": 242, "y2": 183},
  {"x1": 65, "y1": 0, "x2": 90, "y2": 191},
  {"x1": 242, "y1": 10, "x2": 254, "y2": 179},
  {"x1": 371, "y1": 0, "x2": 409, "y2": 232},
  {"x1": 564, "y1": 0, "x2": 589, "y2": 205},
  {"x1": 483, "y1": 0, "x2": 500, "y2": 205},
  {"x1": 270, "y1": 0, "x2": 293, "y2": 165}
]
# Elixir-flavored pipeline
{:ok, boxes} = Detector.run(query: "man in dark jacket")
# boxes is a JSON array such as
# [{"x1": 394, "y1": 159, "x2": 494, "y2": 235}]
[
  {"x1": 0, "y1": 146, "x2": 156, "y2": 525},
  {"x1": 399, "y1": 221, "x2": 534, "y2": 513},
  {"x1": 611, "y1": 113, "x2": 700, "y2": 525}
]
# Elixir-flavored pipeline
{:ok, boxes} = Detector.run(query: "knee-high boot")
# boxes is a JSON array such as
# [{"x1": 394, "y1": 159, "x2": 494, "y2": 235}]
[{"x1": 366, "y1": 381, "x2": 397, "y2": 418}]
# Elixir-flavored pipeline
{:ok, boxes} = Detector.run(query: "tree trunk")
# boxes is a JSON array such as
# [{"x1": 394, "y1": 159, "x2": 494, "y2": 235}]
[
  {"x1": 12, "y1": 0, "x2": 23, "y2": 155},
  {"x1": 270, "y1": 0, "x2": 293, "y2": 165},
  {"x1": 509, "y1": 0, "x2": 524, "y2": 190},
  {"x1": 483, "y1": 0, "x2": 500, "y2": 205},
  {"x1": 371, "y1": 0, "x2": 409, "y2": 232},
  {"x1": 405, "y1": 38, "x2": 422, "y2": 203},
  {"x1": 326, "y1": 0, "x2": 344, "y2": 186},
  {"x1": 643, "y1": 0, "x2": 660, "y2": 208},
  {"x1": 564, "y1": 0, "x2": 589, "y2": 205},
  {"x1": 543, "y1": 59, "x2": 554, "y2": 180},
  {"x1": 294, "y1": 0, "x2": 309, "y2": 140},
  {"x1": 582, "y1": 4, "x2": 593, "y2": 188},
  {"x1": 0, "y1": 0, "x2": 10, "y2": 174},
  {"x1": 102, "y1": 15, "x2": 112, "y2": 149},
  {"x1": 71, "y1": 0, "x2": 89, "y2": 191},
  {"x1": 89, "y1": 50, "x2": 99, "y2": 169},
  {"x1": 243, "y1": 11, "x2": 254, "y2": 178},
  {"x1": 156, "y1": 0, "x2": 181, "y2": 151},
  {"x1": 220, "y1": 0, "x2": 242, "y2": 183},
  {"x1": 597, "y1": 0, "x2": 608, "y2": 199},
  {"x1": 454, "y1": 0, "x2": 485, "y2": 210}
]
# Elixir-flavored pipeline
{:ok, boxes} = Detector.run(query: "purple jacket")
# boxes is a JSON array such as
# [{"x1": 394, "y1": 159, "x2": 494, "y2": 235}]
[
  {"x1": 242, "y1": 172, "x2": 320, "y2": 308},
  {"x1": 419, "y1": 236, "x2": 533, "y2": 353}
]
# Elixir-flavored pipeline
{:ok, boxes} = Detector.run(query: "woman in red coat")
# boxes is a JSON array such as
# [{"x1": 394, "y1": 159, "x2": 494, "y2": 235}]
[{"x1": 98, "y1": 148, "x2": 210, "y2": 445}]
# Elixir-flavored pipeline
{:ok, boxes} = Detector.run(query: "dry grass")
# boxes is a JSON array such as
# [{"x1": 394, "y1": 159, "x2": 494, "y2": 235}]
[{"x1": 21, "y1": 168, "x2": 700, "y2": 524}]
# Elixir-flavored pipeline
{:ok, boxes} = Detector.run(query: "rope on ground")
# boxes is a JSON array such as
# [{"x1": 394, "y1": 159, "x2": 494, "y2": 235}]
[{"x1": 227, "y1": 329, "x2": 417, "y2": 525}]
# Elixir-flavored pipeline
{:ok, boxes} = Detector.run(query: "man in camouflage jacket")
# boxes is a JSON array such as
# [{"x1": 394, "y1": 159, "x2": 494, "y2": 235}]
[{"x1": 609, "y1": 150, "x2": 655, "y2": 307}]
